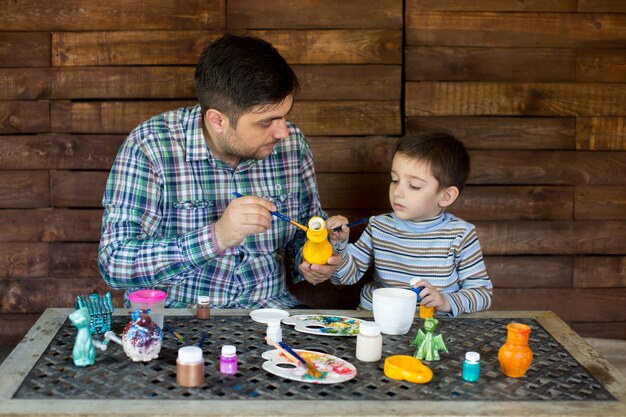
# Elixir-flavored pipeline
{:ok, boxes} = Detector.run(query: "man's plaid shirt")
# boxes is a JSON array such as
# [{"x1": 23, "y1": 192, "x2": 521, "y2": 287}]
[{"x1": 98, "y1": 105, "x2": 324, "y2": 308}]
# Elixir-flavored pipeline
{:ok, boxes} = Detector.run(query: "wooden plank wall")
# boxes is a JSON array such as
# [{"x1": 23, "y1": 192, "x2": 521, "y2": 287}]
[
  {"x1": 0, "y1": 0, "x2": 403, "y2": 344},
  {"x1": 405, "y1": 0, "x2": 626, "y2": 339},
  {"x1": 0, "y1": 0, "x2": 624, "y2": 343}
]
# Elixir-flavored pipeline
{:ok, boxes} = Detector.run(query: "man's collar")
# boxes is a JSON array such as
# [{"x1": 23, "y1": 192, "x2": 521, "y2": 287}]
[{"x1": 185, "y1": 105, "x2": 214, "y2": 163}]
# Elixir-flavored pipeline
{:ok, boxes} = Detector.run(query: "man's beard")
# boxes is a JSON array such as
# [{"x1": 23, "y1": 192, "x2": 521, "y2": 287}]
[{"x1": 216, "y1": 130, "x2": 276, "y2": 161}]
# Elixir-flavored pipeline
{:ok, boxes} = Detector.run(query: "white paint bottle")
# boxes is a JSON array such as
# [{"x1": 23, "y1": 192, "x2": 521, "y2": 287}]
[
  {"x1": 356, "y1": 321, "x2": 383, "y2": 362},
  {"x1": 266, "y1": 319, "x2": 282, "y2": 345}
]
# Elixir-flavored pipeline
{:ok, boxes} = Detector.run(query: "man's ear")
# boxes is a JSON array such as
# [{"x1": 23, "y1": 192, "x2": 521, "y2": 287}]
[
  {"x1": 204, "y1": 109, "x2": 229, "y2": 134},
  {"x1": 439, "y1": 186, "x2": 460, "y2": 208}
]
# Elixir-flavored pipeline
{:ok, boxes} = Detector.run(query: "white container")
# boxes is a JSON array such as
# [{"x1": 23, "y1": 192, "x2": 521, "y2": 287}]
[
  {"x1": 266, "y1": 319, "x2": 283, "y2": 344},
  {"x1": 356, "y1": 321, "x2": 383, "y2": 362},
  {"x1": 372, "y1": 288, "x2": 417, "y2": 335}
]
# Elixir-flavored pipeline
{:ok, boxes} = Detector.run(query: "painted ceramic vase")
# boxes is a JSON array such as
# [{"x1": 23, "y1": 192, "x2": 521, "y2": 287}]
[
  {"x1": 122, "y1": 309, "x2": 163, "y2": 362},
  {"x1": 302, "y1": 217, "x2": 333, "y2": 265},
  {"x1": 498, "y1": 322, "x2": 533, "y2": 378}
]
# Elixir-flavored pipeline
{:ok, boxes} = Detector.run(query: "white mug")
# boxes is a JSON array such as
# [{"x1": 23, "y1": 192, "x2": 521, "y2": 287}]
[{"x1": 372, "y1": 288, "x2": 417, "y2": 335}]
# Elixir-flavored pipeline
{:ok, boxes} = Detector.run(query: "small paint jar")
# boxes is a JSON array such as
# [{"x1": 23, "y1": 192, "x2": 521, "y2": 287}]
[
  {"x1": 176, "y1": 346, "x2": 204, "y2": 387},
  {"x1": 356, "y1": 321, "x2": 383, "y2": 362},
  {"x1": 462, "y1": 351, "x2": 481, "y2": 382},
  {"x1": 220, "y1": 345, "x2": 238, "y2": 375},
  {"x1": 196, "y1": 296, "x2": 211, "y2": 319},
  {"x1": 266, "y1": 319, "x2": 282, "y2": 344}
]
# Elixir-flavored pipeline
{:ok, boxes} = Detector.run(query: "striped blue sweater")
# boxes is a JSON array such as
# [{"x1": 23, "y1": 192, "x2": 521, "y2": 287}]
[{"x1": 331, "y1": 212, "x2": 492, "y2": 317}]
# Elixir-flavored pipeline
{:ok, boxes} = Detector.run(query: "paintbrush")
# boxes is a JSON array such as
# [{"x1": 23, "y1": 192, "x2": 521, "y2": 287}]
[
  {"x1": 232, "y1": 192, "x2": 308, "y2": 232},
  {"x1": 331, "y1": 217, "x2": 369, "y2": 232},
  {"x1": 198, "y1": 332, "x2": 207, "y2": 350},
  {"x1": 265, "y1": 337, "x2": 301, "y2": 366},
  {"x1": 163, "y1": 323, "x2": 186, "y2": 343},
  {"x1": 278, "y1": 341, "x2": 322, "y2": 378}
]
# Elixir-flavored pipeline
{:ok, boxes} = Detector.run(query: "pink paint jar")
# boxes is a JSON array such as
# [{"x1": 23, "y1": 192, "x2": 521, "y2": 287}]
[
  {"x1": 220, "y1": 345, "x2": 238, "y2": 375},
  {"x1": 128, "y1": 290, "x2": 167, "y2": 329}
]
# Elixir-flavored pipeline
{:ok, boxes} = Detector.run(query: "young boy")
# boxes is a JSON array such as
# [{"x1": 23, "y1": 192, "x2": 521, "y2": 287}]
[{"x1": 326, "y1": 132, "x2": 492, "y2": 317}]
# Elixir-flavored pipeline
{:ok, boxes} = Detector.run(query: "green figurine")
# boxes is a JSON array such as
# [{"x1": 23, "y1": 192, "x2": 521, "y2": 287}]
[
  {"x1": 412, "y1": 317, "x2": 448, "y2": 361},
  {"x1": 69, "y1": 307, "x2": 96, "y2": 367}
]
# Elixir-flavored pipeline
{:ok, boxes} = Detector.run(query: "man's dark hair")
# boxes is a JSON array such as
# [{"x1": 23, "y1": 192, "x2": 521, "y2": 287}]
[
  {"x1": 195, "y1": 34, "x2": 300, "y2": 126},
  {"x1": 395, "y1": 131, "x2": 470, "y2": 192}
]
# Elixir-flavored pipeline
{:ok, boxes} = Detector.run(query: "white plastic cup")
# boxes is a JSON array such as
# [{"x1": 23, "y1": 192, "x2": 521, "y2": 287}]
[
  {"x1": 128, "y1": 290, "x2": 167, "y2": 329},
  {"x1": 372, "y1": 288, "x2": 417, "y2": 335}
]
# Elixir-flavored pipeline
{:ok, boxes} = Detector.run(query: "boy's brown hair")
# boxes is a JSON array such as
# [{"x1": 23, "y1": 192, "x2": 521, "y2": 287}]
[{"x1": 395, "y1": 131, "x2": 470, "y2": 192}]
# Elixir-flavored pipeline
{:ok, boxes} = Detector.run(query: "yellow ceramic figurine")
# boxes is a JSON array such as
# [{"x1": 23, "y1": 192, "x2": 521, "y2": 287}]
[
  {"x1": 302, "y1": 217, "x2": 333, "y2": 265},
  {"x1": 384, "y1": 355, "x2": 433, "y2": 384}
]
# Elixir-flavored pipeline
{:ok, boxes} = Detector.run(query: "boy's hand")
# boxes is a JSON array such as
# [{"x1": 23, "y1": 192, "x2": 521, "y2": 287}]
[
  {"x1": 325, "y1": 215, "x2": 350, "y2": 243},
  {"x1": 411, "y1": 280, "x2": 451, "y2": 313}
]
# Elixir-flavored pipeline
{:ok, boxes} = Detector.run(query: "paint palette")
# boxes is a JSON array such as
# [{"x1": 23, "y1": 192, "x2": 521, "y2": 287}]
[
  {"x1": 282, "y1": 315, "x2": 362, "y2": 336},
  {"x1": 262, "y1": 349, "x2": 357, "y2": 384}
]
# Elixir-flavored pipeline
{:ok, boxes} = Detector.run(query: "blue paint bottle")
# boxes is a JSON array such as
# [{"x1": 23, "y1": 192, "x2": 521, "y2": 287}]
[
  {"x1": 410, "y1": 286, "x2": 425, "y2": 301},
  {"x1": 462, "y1": 351, "x2": 480, "y2": 382}
]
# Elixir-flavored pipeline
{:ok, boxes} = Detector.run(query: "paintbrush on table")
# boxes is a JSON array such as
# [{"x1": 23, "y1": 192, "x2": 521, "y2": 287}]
[
  {"x1": 278, "y1": 341, "x2": 322, "y2": 378},
  {"x1": 265, "y1": 337, "x2": 301, "y2": 366},
  {"x1": 233, "y1": 192, "x2": 308, "y2": 232},
  {"x1": 163, "y1": 323, "x2": 186, "y2": 343},
  {"x1": 198, "y1": 332, "x2": 207, "y2": 350}
]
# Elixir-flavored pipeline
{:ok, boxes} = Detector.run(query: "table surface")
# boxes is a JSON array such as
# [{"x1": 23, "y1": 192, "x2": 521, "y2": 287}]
[{"x1": 0, "y1": 309, "x2": 625, "y2": 416}]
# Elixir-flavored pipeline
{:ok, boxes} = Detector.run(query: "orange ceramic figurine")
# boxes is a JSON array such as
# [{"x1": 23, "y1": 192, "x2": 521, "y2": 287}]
[
  {"x1": 302, "y1": 217, "x2": 333, "y2": 265},
  {"x1": 498, "y1": 322, "x2": 533, "y2": 378}
]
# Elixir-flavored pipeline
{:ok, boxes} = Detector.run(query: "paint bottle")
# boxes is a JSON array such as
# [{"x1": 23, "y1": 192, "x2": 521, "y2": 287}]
[
  {"x1": 220, "y1": 345, "x2": 238, "y2": 375},
  {"x1": 462, "y1": 351, "x2": 480, "y2": 382},
  {"x1": 356, "y1": 321, "x2": 383, "y2": 362},
  {"x1": 266, "y1": 319, "x2": 282, "y2": 345},
  {"x1": 196, "y1": 295, "x2": 211, "y2": 319},
  {"x1": 176, "y1": 346, "x2": 204, "y2": 387}
]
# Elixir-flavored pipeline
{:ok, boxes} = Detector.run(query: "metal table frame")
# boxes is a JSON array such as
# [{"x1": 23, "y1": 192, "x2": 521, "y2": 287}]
[{"x1": 1, "y1": 309, "x2": 624, "y2": 416}]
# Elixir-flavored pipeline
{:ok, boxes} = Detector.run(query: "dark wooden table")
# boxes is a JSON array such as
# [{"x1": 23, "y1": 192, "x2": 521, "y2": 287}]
[{"x1": 0, "y1": 309, "x2": 624, "y2": 416}]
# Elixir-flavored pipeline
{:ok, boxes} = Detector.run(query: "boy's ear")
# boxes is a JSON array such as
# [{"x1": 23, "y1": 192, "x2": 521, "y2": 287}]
[
  {"x1": 439, "y1": 186, "x2": 460, "y2": 208},
  {"x1": 204, "y1": 108, "x2": 229, "y2": 134}
]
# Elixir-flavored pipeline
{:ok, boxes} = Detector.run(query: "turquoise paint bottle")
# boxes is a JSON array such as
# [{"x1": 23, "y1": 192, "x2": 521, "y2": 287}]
[{"x1": 462, "y1": 351, "x2": 480, "y2": 382}]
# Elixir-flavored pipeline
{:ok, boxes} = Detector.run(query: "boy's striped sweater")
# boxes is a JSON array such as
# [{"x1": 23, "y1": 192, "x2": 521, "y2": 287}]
[{"x1": 331, "y1": 212, "x2": 493, "y2": 317}]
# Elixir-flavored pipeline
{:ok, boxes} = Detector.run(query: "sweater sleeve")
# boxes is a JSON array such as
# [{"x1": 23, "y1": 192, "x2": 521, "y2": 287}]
[{"x1": 442, "y1": 226, "x2": 493, "y2": 317}]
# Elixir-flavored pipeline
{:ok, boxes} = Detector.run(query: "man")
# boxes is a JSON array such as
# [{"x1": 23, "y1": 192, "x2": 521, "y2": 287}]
[{"x1": 98, "y1": 34, "x2": 339, "y2": 308}]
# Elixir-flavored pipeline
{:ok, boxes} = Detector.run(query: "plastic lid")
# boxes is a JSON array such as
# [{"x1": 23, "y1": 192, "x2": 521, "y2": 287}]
[
  {"x1": 465, "y1": 351, "x2": 480, "y2": 363},
  {"x1": 358, "y1": 321, "x2": 381, "y2": 337},
  {"x1": 197, "y1": 296, "x2": 210, "y2": 304},
  {"x1": 409, "y1": 277, "x2": 421, "y2": 286},
  {"x1": 177, "y1": 346, "x2": 203, "y2": 363},
  {"x1": 249, "y1": 308, "x2": 290, "y2": 324},
  {"x1": 221, "y1": 345, "x2": 236, "y2": 356},
  {"x1": 128, "y1": 289, "x2": 167, "y2": 303}
]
